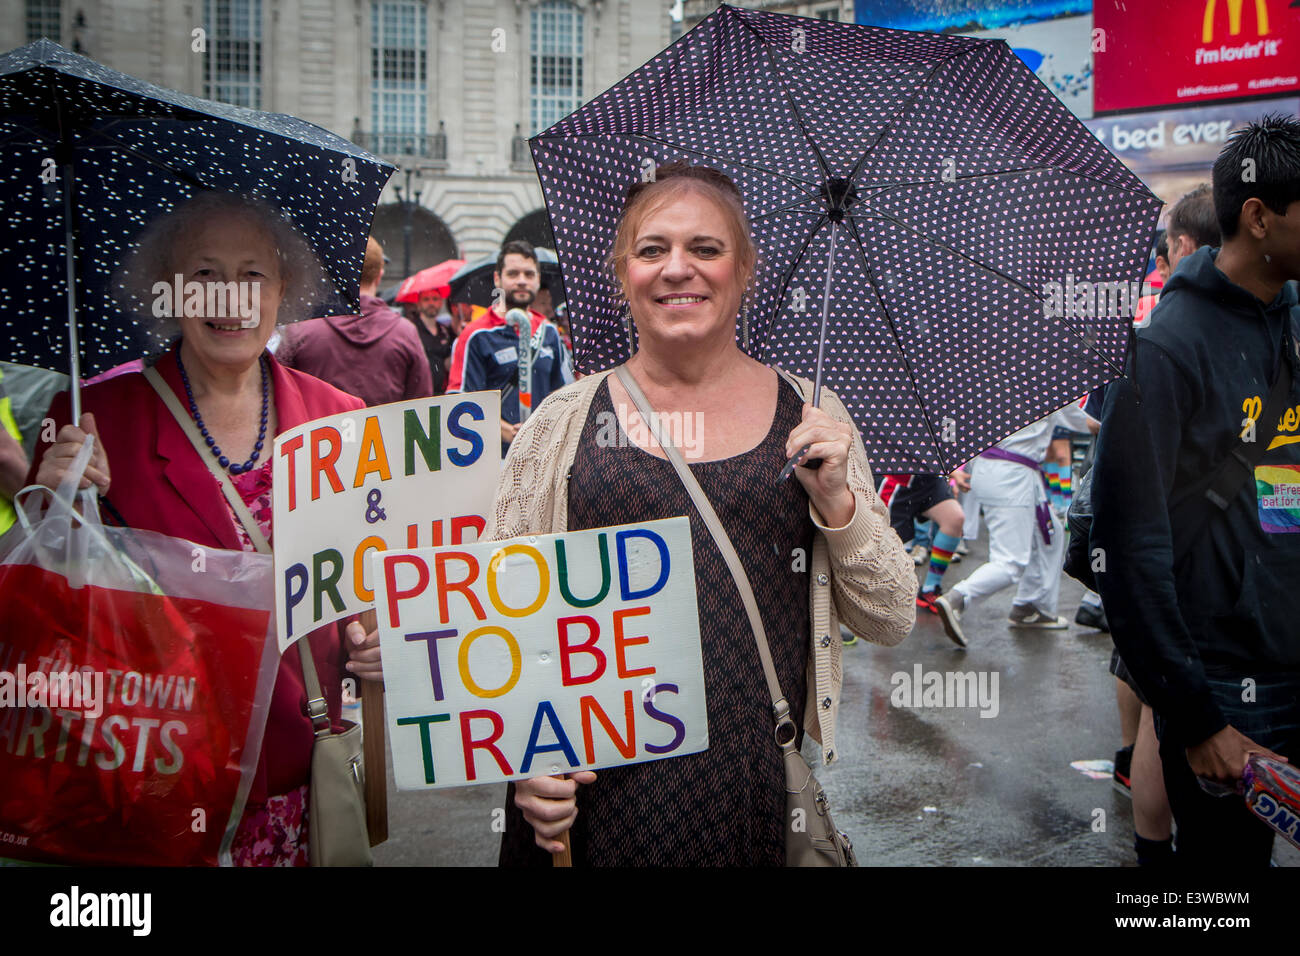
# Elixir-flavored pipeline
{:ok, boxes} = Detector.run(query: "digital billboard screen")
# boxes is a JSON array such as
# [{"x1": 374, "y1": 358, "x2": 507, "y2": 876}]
[{"x1": 1093, "y1": 0, "x2": 1300, "y2": 114}]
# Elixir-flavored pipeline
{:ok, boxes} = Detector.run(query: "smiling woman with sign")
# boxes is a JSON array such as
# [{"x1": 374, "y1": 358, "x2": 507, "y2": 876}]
[
  {"x1": 30, "y1": 192, "x2": 382, "y2": 866},
  {"x1": 491, "y1": 162, "x2": 916, "y2": 866}
]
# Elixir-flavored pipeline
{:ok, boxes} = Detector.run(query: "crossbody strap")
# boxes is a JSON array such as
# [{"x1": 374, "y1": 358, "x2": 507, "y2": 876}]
[
  {"x1": 142, "y1": 364, "x2": 330, "y2": 733},
  {"x1": 772, "y1": 365, "x2": 805, "y2": 397},
  {"x1": 614, "y1": 365, "x2": 798, "y2": 742},
  {"x1": 142, "y1": 365, "x2": 271, "y2": 554}
]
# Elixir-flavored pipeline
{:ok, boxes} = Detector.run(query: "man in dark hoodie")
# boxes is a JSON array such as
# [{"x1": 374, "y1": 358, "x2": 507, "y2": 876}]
[
  {"x1": 1091, "y1": 114, "x2": 1300, "y2": 866},
  {"x1": 278, "y1": 236, "x2": 433, "y2": 406}
]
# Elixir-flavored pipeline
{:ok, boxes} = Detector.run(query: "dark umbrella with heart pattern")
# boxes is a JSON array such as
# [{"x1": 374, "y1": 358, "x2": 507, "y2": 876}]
[{"x1": 530, "y1": 4, "x2": 1162, "y2": 475}]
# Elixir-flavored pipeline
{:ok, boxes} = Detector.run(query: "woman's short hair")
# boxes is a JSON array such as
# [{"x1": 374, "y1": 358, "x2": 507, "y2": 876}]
[
  {"x1": 607, "y1": 160, "x2": 757, "y2": 297},
  {"x1": 113, "y1": 191, "x2": 332, "y2": 334}
]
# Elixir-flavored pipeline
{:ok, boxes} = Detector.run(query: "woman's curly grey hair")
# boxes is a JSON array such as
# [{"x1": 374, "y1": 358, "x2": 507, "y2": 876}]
[{"x1": 113, "y1": 191, "x2": 333, "y2": 337}]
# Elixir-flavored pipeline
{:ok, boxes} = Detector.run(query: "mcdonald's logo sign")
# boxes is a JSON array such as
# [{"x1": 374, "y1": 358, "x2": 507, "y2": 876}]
[
  {"x1": 1202, "y1": 0, "x2": 1271, "y2": 44},
  {"x1": 1094, "y1": 0, "x2": 1298, "y2": 113}
]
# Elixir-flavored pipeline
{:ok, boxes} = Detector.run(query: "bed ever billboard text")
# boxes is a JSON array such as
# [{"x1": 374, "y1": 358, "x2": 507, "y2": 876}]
[
  {"x1": 272, "y1": 392, "x2": 500, "y2": 652},
  {"x1": 373, "y1": 516, "x2": 708, "y2": 789}
]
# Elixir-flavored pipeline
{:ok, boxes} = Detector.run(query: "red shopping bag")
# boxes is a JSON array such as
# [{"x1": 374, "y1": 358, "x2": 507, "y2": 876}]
[{"x1": 0, "y1": 438, "x2": 279, "y2": 865}]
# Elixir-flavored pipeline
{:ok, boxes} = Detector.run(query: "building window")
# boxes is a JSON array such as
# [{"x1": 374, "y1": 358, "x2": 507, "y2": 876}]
[
  {"x1": 530, "y1": 0, "x2": 584, "y2": 136},
  {"x1": 203, "y1": 0, "x2": 263, "y2": 108},
  {"x1": 26, "y1": 0, "x2": 60, "y2": 42},
  {"x1": 815, "y1": 6, "x2": 840, "y2": 21},
  {"x1": 371, "y1": 0, "x2": 428, "y2": 155}
]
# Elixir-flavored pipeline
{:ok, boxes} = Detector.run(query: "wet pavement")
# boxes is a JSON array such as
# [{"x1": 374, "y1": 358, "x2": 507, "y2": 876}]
[
  {"x1": 823, "y1": 534, "x2": 1134, "y2": 867},
  {"x1": 371, "y1": 531, "x2": 1299, "y2": 867}
]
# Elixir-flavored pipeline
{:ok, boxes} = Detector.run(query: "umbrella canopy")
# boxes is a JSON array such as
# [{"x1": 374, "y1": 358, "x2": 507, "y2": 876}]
[
  {"x1": 529, "y1": 5, "x2": 1162, "y2": 474},
  {"x1": 395, "y1": 259, "x2": 466, "y2": 303},
  {"x1": 0, "y1": 40, "x2": 394, "y2": 382},
  {"x1": 447, "y1": 248, "x2": 567, "y2": 309}
]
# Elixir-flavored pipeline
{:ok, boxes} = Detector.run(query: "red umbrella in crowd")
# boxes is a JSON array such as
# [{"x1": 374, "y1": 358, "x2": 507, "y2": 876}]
[{"x1": 395, "y1": 259, "x2": 466, "y2": 303}]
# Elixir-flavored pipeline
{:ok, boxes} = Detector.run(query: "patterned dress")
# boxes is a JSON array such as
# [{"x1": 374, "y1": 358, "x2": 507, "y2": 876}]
[
  {"x1": 499, "y1": 376, "x2": 813, "y2": 866},
  {"x1": 220, "y1": 459, "x2": 312, "y2": 867}
]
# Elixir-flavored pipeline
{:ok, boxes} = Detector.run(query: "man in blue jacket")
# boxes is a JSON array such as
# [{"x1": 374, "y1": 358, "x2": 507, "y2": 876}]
[
  {"x1": 1091, "y1": 115, "x2": 1300, "y2": 866},
  {"x1": 446, "y1": 240, "x2": 570, "y2": 456}
]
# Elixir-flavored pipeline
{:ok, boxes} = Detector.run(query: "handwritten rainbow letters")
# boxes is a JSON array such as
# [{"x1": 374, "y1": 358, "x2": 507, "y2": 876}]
[
  {"x1": 373, "y1": 517, "x2": 708, "y2": 789},
  {"x1": 272, "y1": 393, "x2": 501, "y2": 651}
]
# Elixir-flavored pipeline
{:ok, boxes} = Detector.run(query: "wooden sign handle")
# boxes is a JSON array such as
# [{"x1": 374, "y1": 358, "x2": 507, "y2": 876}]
[
  {"x1": 358, "y1": 608, "x2": 388, "y2": 847},
  {"x1": 551, "y1": 769, "x2": 574, "y2": 866},
  {"x1": 552, "y1": 831, "x2": 572, "y2": 867}
]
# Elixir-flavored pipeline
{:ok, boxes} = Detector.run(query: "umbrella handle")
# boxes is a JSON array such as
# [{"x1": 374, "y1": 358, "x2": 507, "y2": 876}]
[
  {"x1": 775, "y1": 217, "x2": 837, "y2": 484},
  {"x1": 776, "y1": 445, "x2": 824, "y2": 484}
]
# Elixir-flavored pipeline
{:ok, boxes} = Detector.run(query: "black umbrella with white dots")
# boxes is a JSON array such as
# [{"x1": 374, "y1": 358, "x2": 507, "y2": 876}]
[{"x1": 0, "y1": 40, "x2": 394, "y2": 416}]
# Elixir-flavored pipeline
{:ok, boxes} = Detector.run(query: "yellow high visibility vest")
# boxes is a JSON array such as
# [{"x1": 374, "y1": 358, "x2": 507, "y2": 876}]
[{"x1": 0, "y1": 370, "x2": 23, "y2": 536}]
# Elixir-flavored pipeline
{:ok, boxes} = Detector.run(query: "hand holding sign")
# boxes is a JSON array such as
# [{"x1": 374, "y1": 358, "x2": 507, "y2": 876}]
[
  {"x1": 272, "y1": 392, "x2": 501, "y2": 849},
  {"x1": 345, "y1": 619, "x2": 383, "y2": 681},
  {"x1": 514, "y1": 770, "x2": 598, "y2": 854}
]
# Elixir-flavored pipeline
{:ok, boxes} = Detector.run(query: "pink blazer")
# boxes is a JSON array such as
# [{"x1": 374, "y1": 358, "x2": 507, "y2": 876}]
[{"x1": 31, "y1": 346, "x2": 366, "y2": 804}]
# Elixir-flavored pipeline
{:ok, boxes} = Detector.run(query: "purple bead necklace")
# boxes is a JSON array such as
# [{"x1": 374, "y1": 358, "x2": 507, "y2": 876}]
[{"x1": 176, "y1": 351, "x2": 269, "y2": 476}]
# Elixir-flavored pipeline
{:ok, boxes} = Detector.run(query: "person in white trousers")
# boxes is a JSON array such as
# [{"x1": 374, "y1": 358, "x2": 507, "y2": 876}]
[{"x1": 935, "y1": 401, "x2": 1098, "y2": 646}]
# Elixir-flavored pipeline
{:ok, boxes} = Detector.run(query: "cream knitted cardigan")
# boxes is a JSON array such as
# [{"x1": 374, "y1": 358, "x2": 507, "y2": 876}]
[{"x1": 485, "y1": 367, "x2": 916, "y2": 765}]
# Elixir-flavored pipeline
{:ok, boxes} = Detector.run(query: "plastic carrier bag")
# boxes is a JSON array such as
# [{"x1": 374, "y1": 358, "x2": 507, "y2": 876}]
[{"x1": 0, "y1": 437, "x2": 280, "y2": 866}]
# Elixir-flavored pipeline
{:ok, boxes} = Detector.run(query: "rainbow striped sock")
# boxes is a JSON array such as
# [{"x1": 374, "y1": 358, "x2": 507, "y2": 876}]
[
  {"x1": 924, "y1": 531, "x2": 960, "y2": 591},
  {"x1": 1045, "y1": 465, "x2": 1063, "y2": 510},
  {"x1": 1059, "y1": 467, "x2": 1073, "y2": 511}
]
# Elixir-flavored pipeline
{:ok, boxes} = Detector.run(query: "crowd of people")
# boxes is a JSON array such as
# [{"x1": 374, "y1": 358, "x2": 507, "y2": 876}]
[
  {"x1": 275, "y1": 233, "x2": 576, "y2": 447},
  {"x1": 1, "y1": 114, "x2": 1297, "y2": 868},
  {"x1": 894, "y1": 115, "x2": 1300, "y2": 870},
  {"x1": 1092, "y1": 115, "x2": 1300, "y2": 868}
]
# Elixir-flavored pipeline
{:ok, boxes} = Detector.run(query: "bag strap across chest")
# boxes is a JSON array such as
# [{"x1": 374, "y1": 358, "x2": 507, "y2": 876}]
[
  {"x1": 614, "y1": 364, "x2": 799, "y2": 745},
  {"x1": 143, "y1": 364, "x2": 329, "y2": 732}
]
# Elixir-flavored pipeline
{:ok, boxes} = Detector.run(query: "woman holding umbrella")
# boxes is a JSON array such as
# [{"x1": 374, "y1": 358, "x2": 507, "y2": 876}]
[
  {"x1": 494, "y1": 162, "x2": 915, "y2": 865},
  {"x1": 30, "y1": 191, "x2": 383, "y2": 865}
]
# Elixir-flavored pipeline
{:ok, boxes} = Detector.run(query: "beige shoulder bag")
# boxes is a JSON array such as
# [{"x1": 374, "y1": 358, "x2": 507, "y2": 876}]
[
  {"x1": 614, "y1": 365, "x2": 857, "y2": 867},
  {"x1": 144, "y1": 366, "x2": 372, "y2": 867}
]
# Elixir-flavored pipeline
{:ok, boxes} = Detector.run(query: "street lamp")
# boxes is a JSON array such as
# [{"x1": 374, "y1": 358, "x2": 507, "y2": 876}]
[{"x1": 392, "y1": 166, "x2": 424, "y2": 281}]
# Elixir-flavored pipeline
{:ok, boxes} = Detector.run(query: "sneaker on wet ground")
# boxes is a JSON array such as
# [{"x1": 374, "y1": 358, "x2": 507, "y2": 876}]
[
  {"x1": 916, "y1": 587, "x2": 941, "y2": 614},
  {"x1": 1008, "y1": 604, "x2": 1069, "y2": 628},
  {"x1": 1113, "y1": 745, "x2": 1133, "y2": 798},
  {"x1": 933, "y1": 591, "x2": 967, "y2": 648},
  {"x1": 1075, "y1": 602, "x2": 1110, "y2": 631}
]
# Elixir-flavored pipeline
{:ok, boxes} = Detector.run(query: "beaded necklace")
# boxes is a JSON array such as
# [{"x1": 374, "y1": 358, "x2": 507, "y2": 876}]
[{"x1": 176, "y1": 351, "x2": 270, "y2": 476}]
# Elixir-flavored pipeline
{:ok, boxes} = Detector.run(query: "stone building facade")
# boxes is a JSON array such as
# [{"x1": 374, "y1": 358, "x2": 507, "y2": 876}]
[{"x1": 2, "y1": 0, "x2": 673, "y2": 279}]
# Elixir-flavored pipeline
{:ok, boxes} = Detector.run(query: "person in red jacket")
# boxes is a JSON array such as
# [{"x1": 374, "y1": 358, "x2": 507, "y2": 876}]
[
  {"x1": 276, "y1": 235, "x2": 432, "y2": 406},
  {"x1": 31, "y1": 191, "x2": 384, "y2": 866}
]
